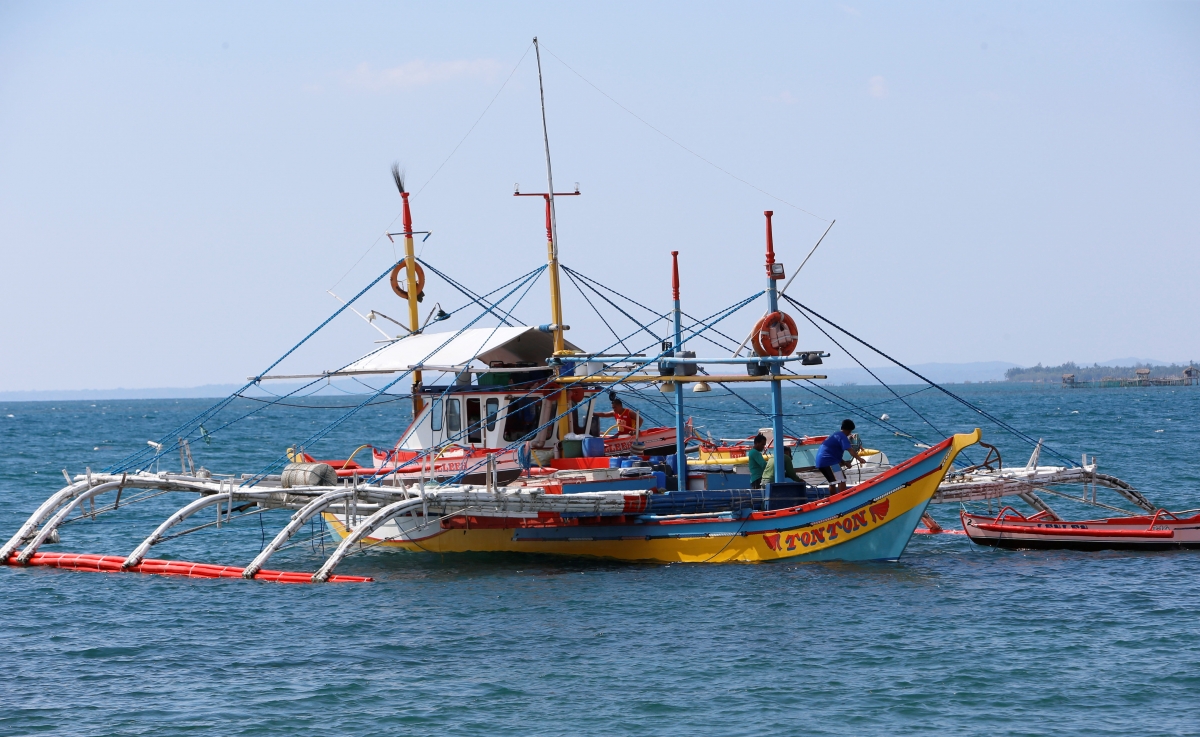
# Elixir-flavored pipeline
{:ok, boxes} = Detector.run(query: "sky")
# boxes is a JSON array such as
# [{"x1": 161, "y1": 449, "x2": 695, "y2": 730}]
[{"x1": 1, "y1": 1, "x2": 1197, "y2": 391}]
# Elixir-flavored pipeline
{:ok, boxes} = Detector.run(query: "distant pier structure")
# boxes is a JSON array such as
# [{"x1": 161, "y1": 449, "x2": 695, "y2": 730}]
[{"x1": 1063, "y1": 366, "x2": 1200, "y2": 389}]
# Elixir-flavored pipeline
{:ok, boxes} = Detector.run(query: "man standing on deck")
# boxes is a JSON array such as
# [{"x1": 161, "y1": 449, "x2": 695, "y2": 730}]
[
  {"x1": 763, "y1": 444, "x2": 804, "y2": 485},
  {"x1": 747, "y1": 434, "x2": 767, "y2": 489},
  {"x1": 815, "y1": 419, "x2": 863, "y2": 494},
  {"x1": 595, "y1": 393, "x2": 640, "y2": 436}
]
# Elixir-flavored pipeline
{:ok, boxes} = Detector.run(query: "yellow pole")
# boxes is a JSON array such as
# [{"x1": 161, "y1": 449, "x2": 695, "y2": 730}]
[
  {"x1": 541, "y1": 195, "x2": 571, "y2": 440},
  {"x1": 400, "y1": 190, "x2": 424, "y2": 416}
]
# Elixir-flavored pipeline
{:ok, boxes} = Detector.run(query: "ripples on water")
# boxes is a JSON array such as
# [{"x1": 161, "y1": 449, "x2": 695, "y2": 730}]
[{"x1": 2, "y1": 384, "x2": 1198, "y2": 735}]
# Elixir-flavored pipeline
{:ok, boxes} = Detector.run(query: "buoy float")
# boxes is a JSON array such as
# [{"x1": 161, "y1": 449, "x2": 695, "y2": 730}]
[
  {"x1": 751, "y1": 312, "x2": 798, "y2": 356},
  {"x1": 390, "y1": 259, "x2": 425, "y2": 302},
  {"x1": 6, "y1": 551, "x2": 372, "y2": 583}
]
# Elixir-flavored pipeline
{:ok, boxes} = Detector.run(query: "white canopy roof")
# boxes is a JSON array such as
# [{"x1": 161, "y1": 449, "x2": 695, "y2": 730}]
[{"x1": 340, "y1": 326, "x2": 580, "y2": 374}]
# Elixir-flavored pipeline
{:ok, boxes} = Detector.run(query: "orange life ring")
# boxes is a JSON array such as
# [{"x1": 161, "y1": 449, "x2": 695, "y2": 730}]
[
  {"x1": 390, "y1": 260, "x2": 426, "y2": 301},
  {"x1": 752, "y1": 312, "x2": 799, "y2": 356}
]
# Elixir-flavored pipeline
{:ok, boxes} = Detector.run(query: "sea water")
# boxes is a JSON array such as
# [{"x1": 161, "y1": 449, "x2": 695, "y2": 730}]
[{"x1": 2, "y1": 384, "x2": 1198, "y2": 736}]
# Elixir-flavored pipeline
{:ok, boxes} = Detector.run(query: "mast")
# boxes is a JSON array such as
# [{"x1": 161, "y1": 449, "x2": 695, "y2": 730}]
[
  {"x1": 765, "y1": 211, "x2": 786, "y2": 483},
  {"x1": 402, "y1": 191, "x2": 424, "y2": 416},
  {"x1": 671, "y1": 251, "x2": 687, "y2": 482},
  {"x1": 391, "y1": 166, "x2": 424, "y2": 417},
  {"x1": 532, "y1": 37, "x2": 566, "y2": 357},
  {"x1": 530, "y1": 36, "x2": 574, "y2": 445}
]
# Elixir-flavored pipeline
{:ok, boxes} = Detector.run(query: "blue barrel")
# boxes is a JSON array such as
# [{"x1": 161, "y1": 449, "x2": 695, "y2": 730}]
[
  {"x1": 609, "y1": 457, "x2": 622, "y2": 468},
  {"x1": 582, "y1": 437, "x2": 606, "y2": 457},
  {"x1": 650, "y1": 456, "x2": 665, "y2": 464},
  {"x1": 653, "y1": 471, "x2": 667, "y2": 490},
  {"x1": 621, "y1": 459, "x2": 635, "y2": 468}
]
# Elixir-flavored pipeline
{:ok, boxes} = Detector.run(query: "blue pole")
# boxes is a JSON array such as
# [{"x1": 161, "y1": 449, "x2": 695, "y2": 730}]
[
  {"x1": 671, "y1": 251, "x2": 687, "y2": 487},
  {"x1": 765, "y1": 212, "x2": 786, "y2": 485}
]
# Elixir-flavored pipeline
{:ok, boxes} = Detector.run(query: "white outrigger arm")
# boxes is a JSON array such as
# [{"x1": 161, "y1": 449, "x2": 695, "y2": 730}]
[
  {"x1": 312, "y1": 497, "x2": 428, "y2": 583},
  {"x1": 243, "y1": 488, "x2": 362, "y2": 579},
  {"x1": 3, "y1": 467, "x2": 652, "y2": 584}
]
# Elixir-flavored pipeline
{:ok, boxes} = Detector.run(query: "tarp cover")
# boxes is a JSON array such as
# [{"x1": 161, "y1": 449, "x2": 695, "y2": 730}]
[{"x1": 340, "y1": 326, "x2": 580, "y2": 374}]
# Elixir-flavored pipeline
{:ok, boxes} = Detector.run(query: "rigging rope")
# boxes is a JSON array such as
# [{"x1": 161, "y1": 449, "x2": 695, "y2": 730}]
[
  {"x1": 107, "y1": 258, "x2": 406, "y2": 474},
  {"x1": 786, "y1": 296, "x2": 950, "y2": 441},
  {"x1": 243, "y1": 266, "x2": 546, "y2": 487},
  {"x1": 782, "y1": 294, "x2": 1078, "y2": 467},
  {"x1": 537, "y1": 42, "x2": 829, "y2": 223}
]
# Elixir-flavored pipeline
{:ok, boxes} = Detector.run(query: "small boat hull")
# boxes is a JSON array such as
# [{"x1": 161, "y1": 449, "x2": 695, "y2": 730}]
[{"x1": 961, "y1": 509, "x2": 1200, "y2": 551}]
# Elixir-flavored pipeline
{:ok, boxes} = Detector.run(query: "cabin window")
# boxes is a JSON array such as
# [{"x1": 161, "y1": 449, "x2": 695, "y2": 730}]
[
  {"x1": 503, "y1": 397, "x2": 542, "y2": 442},
  {"x1": 467, "y1": 398, "x2": 482, "y2": 443},
  {"x1": 446, "y1": 398, "x2": 461, "y2": 434},
  {"x1": 485, "y1": 398, "x2": 499, "y2": 432},
  {"x1": 430, "y1": 398, "x2": 443, "y2": 432}
]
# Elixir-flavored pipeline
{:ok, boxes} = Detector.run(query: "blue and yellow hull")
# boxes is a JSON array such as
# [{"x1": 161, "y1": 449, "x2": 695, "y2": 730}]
[{"x1": 324, "y1": 430, "x2": 979, "y2": 563}]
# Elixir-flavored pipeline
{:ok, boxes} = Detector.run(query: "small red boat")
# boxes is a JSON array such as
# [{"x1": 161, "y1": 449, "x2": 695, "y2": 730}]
[{"x1": 961, "y1": 507, "x2": 1200, "y2": 551}]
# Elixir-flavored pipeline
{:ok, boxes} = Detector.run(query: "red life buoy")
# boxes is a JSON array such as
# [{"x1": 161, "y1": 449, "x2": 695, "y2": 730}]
[
  {"x1": 390, "y1": 260, "x2": 426, "y2": 301},
  {"x1": 752, "y1": 312, "x2": 799, "y2": 356}
]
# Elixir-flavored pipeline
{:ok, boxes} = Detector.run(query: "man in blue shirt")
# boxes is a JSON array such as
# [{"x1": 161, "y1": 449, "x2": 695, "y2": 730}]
[{"x1": 814, "y1": 419, "x2": 863, "y2": 494}]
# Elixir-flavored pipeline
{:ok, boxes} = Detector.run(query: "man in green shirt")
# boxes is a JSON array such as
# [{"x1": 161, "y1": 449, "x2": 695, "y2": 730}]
[
  {"x1": 762, "y1": 445, "x2": 803, "y2": 486},
  {"x1": 747, "y1": 434, "x2": 767, "y2": 489}
]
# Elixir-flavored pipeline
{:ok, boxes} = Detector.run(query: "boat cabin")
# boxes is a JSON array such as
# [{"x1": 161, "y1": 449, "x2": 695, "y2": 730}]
[{"x1": 338, "y1": 325, "x2": 601, "y2": 452}]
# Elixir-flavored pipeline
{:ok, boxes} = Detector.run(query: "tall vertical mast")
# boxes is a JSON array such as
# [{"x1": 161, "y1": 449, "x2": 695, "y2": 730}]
[
  {"x1": 402, "y1": 192, "x2": 424, "y2": 415},
  {"x1": 671, "y1": 251, "x2": 687, "y2": 482},
  {"x1": 533, "y1": 37, "x2": 566, "y2": 356},
  {"x1": 765, "y1": 211, "x2": 786, "y2": 483},
  {"x1": 392, "y1": 166, "x2": 424, "y2": 416}
]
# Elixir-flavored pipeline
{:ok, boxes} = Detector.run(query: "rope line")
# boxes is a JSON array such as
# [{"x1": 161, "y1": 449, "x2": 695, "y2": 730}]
[
  {"x1": 783, "y1": 295, "x2": 1077, "y2": 467},
  {"x1": 785, "y1": 295, "x2": 949, "y2": 440},
  {"x1": 537, "y1": 42, "x2": 830, "y2": 223},
  {"x1": 413, "y1": 43, "x2": 534, "y2": 197}
]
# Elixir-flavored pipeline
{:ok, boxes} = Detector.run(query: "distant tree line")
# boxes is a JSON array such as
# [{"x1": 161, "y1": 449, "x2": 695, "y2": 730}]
[{"x1": 1005, "y1": 362, "x2": 1197, "y2": 382}]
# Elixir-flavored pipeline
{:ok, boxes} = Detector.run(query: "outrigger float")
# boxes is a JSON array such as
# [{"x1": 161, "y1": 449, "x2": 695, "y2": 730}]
[{"x1": 2, "y1": 39, "x2": 1178, "y2": 583}]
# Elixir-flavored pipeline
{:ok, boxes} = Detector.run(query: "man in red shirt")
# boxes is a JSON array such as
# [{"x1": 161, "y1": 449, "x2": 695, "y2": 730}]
[{"x1": 595, "y1": 394, "x2": 640, "y2": 436}]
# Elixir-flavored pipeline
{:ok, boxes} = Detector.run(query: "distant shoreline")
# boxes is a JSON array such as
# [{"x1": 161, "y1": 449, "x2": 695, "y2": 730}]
[
  {"x1": 1005, "y1": 362, "x2": 1197, "y2": 383},
  {"x1": 4, "y1": 359, "x2": 1196, "y2": 400}
]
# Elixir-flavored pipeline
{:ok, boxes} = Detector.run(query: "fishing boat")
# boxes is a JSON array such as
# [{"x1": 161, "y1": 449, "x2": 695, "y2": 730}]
[
  {"x1": 1, "y1": 38, "x2": 983, "y2": 583},
  {"x1": 961, "y1": 507, "x2": 1200, "y2": 550}
]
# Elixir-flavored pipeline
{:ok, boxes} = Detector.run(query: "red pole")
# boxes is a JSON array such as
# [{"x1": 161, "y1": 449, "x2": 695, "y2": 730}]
[
  {"x1": 671, "y1": 250, "x2": 680, "y2": 301},
  {"x1": 764, "y1": 210, "x2": 775, "y2": 276},
  {"x1": 401, "y1": 192, "x2": 413, "y2": 234}
]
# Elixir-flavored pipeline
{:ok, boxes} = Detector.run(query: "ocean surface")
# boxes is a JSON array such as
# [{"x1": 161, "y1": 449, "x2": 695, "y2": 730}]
[{"x1": 2, "y1": 383, "x2": 1199, "y2": 736}]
